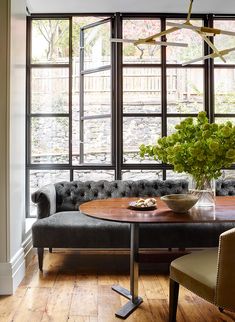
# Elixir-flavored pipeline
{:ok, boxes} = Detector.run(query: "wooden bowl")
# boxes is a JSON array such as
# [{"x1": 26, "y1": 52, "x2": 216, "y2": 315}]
[{"x1": 160, "y1": 194, "x2": 199, "y2": 213}]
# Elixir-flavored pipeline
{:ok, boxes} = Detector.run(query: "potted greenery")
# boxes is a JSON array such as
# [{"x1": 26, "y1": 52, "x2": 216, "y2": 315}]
[{"x1": 139, "y1": 112, "x2": 235, "y2": 206}]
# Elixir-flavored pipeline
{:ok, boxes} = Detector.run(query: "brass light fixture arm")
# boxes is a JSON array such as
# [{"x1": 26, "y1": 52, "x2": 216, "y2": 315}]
[
  {"x1": 186, "y1": 0, "x2": 194, "y2": 22},
  {"x1": 182, "y1": 46, "x2": 235, "y2": 65}
]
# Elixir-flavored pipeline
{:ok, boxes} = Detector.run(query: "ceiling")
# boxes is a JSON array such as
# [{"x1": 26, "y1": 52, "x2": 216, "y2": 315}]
[{"x1": 26, "y1": 0, "x2": 235, "y2": 14}]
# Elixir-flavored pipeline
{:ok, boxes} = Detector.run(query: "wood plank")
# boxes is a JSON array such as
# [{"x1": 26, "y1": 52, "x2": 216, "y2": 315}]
[
  {"x1": 19, "y1": 255, "x2": 39, "y2": 288},
  {"x1": 98, "y1": 274, "x2": 119, "y2": 286},
  {"x1": 12, "y1": 287, "x2": 50, "y2": 322},
  {"x1": 69, "y1": 286, "x2": 98, "y2": 317},
  {"x1": 148, "y1": 299, "x2": 173, "y2": 322},
  {"x1": 140, "y1": 274, "x2": 165, "y2": 300},
  {"x1": 97, "y1": 285, "x2": 121, "y2": 322},
  {"x1": 68, "y1": 316, "x2": 97, "y2": 322},
  {"x1": 54, "y1": 272, "x2": 77, "y2": 292},
  {"x1": 41, "y1": 288, "x2": 73, "y2": 322},
  {"x1": 0, "y1": 287, "x2": 27, "y2": 322},
  {"x1": 1, "y1": 252, "x2": 235, "y2": 322},
  {"x1": 76, "y1": 274, "x2": 98, "y2": 287}
]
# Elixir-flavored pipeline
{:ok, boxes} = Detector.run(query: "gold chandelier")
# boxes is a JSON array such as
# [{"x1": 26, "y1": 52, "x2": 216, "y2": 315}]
[{"x1": 111, "y1": 0, "x2": 235, "y2": 65}]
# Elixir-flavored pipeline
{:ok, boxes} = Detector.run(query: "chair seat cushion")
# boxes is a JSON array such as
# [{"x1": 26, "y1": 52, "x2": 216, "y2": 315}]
[{"x1": 170, "y1": 249, "x2": 218, "y2": 302}]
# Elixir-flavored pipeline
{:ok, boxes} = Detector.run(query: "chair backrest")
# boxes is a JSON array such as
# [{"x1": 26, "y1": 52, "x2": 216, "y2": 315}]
[{"x1": 215, "y1": 227, "x2": 235, "y2": 310}]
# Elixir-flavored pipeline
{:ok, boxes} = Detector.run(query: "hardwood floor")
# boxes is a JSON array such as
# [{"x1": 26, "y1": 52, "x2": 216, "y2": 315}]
[{"x1": 0, "y1": 250, "x2": 235, "y2": 322}]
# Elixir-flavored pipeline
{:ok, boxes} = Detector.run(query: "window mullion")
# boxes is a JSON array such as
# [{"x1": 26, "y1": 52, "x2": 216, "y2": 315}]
[
  {"x1": 79, "y1": 28, "x2": 85, "y2": 165},
  {"x1": 69, "y1": 17, "x2": 73, "y2": 166},
  {"x1": 161, "y1": 17, "x2": 167, "y2": 180}
]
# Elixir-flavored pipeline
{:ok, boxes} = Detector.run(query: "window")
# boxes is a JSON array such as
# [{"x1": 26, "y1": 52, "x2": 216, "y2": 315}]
[
  {"x1": 26, "y1": 14, "x2": 235, "y2": 217},
  {"x1": 213, "y1": 19, "x2": 235, "y2": 181}
]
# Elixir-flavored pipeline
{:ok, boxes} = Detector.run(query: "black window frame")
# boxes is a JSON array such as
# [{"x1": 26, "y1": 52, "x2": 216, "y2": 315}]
[{"x1": 26, "y1": 12, "x2": 235, "y2": 217}]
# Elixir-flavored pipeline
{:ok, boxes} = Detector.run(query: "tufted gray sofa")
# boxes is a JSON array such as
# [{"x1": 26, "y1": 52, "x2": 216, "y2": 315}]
[{"x1": 31, "y1": 179, "x2": 235, "y2": 271}]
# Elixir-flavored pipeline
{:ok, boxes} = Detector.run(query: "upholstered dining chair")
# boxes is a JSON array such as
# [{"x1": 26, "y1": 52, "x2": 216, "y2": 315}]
[{"x1": 169, "y1": 227, "x2": 235, "y2": 322}]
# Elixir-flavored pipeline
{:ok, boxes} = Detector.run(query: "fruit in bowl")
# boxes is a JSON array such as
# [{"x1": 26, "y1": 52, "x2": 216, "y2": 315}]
[
  {"x1": 136, "y1": 198, "x2": 157, "y2": 207},
  {"x1": 129, "y1": 198, "x2": 157, "y2": 210},
  {"x1": 160, "y1": 194, "x2": 199, "y2": 213}
]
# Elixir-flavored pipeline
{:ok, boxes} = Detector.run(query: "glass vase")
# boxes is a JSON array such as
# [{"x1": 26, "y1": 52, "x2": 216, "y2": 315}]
[{"x1": 189, "y1": 177, "x2": 215, "y2": 207}]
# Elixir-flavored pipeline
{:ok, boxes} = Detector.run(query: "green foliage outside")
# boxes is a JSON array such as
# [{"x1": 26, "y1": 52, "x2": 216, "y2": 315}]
[{"x1": 139, "y1": 112, "x2": 235, "y2": 189}]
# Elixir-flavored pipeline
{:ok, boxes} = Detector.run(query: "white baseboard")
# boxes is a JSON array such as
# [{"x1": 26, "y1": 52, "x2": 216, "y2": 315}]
[{"x1": 0, "y1": 234, "x2": 34, "y2": 295}]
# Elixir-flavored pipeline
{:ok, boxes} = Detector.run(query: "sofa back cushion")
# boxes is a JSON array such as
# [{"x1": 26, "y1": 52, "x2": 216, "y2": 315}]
[
  {"x1": 55, "y1": 179, "x2": 188, "y2": 212},
  {"x1": 216, "y1": 180, "x2": 235, "y2": 196}
]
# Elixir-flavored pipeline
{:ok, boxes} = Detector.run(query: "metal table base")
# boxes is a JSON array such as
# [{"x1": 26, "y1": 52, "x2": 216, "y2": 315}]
[{"x1": 112, "y1": 223, "x2": 143, "y2": 319}]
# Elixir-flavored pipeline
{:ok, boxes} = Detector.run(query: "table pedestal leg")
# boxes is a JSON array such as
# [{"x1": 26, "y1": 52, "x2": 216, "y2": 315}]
[{"x1": 112, "y1": 223, "x2": 143, "y2": 319}]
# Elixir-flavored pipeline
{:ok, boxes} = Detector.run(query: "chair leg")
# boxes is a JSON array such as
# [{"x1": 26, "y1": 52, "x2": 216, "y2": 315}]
[
  {"x1": 49, "y1": 247, "x2": 52, "y2": 253},
  {"x1": 37, "y1": 248, "x2": 44, "y2": 272},
  {"x1": 169, "y1": 278, "x2": 179, "y2": 322}
]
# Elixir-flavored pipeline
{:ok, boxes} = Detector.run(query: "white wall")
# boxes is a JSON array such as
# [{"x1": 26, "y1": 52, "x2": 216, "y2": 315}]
[
  {"x1": 9, "y1": 0, "x2": 26, "y2": 260},
  {"x1": 27, "y1": 0, "x2": 235, "y2": 14},
  {"x1": 0, "y1": 0, "x2": 27, "y2": 294},
  {"x1": 0, "y1": 0, "x2": 9, "y2": 265}
]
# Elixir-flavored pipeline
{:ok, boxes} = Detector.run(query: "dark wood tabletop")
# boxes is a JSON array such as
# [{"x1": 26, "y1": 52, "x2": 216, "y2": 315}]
[{"x1": 79, "y1": 196, "x2": 235, "y2": 223}]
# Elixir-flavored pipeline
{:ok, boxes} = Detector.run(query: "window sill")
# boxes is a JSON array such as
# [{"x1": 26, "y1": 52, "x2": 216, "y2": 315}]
[{"x1": 25, "y1": 218, "x2": 37, "y2": 234}]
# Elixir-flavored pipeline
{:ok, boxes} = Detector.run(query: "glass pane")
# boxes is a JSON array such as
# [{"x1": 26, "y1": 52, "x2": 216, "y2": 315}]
[
  {"x1": 167, "y1": 117, "x2": 196, "y2": 135},
  {"x1": 123, "y1": 19, "x2": 161, "y2": 64},
  {"x1": 72, "y1": 53, "x2": 80, "y2": 165},
  {"x1": 166, "y1": 20, "x2": 203, "y2": 64},
  {"x1": 73, "y1": 170, "x2": 115, "y2": 181},
  {"x1": 214, "y1": 69, "x2": 235, "y2": 114},
  {"x1": 31, "y1": 117, "x2": 69, "y2": 164},
  {"x1": 31, "y1": 68, "x2": 69, "y2": 113},
  {"x1": 84, "y1": 70, "x2": 111, "y2": 116},
  {"x1": 166, "y1": 170, "x2": 190, "y2": 181},
  {"x1": 72, "y1": 107, "x2": 80, "y2": 165},
  {"x1": 29, "y1": 170, "x2": 70, "y2": 217},
  {"x1": 122, "y1": 170, "x2": 163, "y2": 181},
  {"x1": 83, "y1": 118, "x2": 111, "y2": 164},
  {"x1": 32, "y1": 20, "x2": 69, "y2": 64},
  {"x1": 215, "y1": 117, "x2": 235, "y2": 125},
  {"x1": 214, "y1": 20, "x2": 235, "y2": 64},
  {"x1": 220, "y1": 170, "x2": 235, "y2": 180},
  {"x1": 83, "y1": 21, "x2": 111, "y2": 70},
  {"x1": 123, "y1": 117, "x2": 161, "y2": 163},
  {"x1": 167, "y1": 68, "x2": 204, "y2": 113},
  {"x1": 123, "y1": 68, "x2": 161, "y2": 113},
  {"x1": 73, "y1": 16, "x2": 108, "y2": 57}
]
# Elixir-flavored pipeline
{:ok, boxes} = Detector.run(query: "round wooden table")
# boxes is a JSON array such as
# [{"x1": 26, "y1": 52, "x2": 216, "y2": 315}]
[{"x1": 80, "y1": 196, "x2": 235, "y2": 319}]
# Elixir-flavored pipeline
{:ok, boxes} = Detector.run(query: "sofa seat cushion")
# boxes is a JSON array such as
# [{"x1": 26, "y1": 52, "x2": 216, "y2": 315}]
[
  {"x1": 32, "y1": 211, "x2": 130, "y2": 248},
  {"x1": 32, "y1": 211, "x2": 235, "y2": 249},
  {"x1": 140, "y1": 222, "x2": 235, "y2": 248}
]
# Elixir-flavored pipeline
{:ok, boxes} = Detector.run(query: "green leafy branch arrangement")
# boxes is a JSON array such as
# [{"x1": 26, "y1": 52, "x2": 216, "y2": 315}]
[{"x1": 139, "y1": 112, "x2": 235, "y2": 189}]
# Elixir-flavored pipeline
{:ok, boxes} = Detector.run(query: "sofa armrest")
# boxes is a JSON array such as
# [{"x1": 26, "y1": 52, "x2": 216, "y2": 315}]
[{"x1": 31, "y1": 184, "x2": 56, "y2": 219}]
